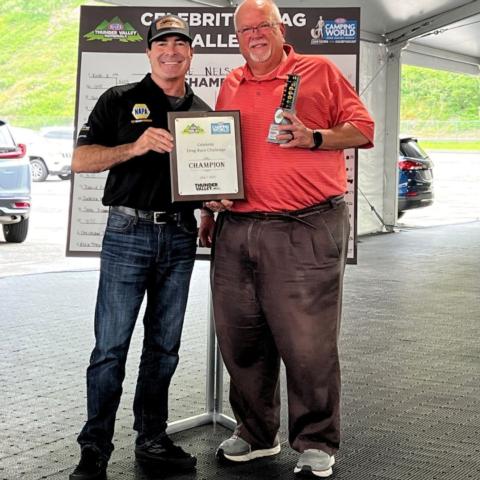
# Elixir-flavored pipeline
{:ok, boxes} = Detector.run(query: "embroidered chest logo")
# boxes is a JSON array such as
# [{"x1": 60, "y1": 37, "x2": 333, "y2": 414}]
[{"x1": 131, "y1": 104, "x2": 152, "y2": 123}]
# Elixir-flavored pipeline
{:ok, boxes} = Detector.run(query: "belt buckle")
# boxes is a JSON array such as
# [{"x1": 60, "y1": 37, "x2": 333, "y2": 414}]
[{"x1": 153, "y1": 211, "x2": 167, "y2": 224}]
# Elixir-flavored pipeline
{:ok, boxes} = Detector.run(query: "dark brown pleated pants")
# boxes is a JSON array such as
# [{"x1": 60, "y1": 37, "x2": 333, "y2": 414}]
[{"x1": 211, "y1": 201, "x2": 349, "y2": 455}]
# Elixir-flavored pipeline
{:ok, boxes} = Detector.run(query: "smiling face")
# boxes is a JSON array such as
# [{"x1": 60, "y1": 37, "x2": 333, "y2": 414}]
[
  {"x1": 234, "y1": 0, "x2": 285, "y2": 75},
  {"x1": 147, "y1": 35, "x2": 193, "y2": 92}
]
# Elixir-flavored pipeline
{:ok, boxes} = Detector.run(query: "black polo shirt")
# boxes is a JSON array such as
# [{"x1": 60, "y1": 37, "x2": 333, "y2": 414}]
[{"x1": 77, "y1": 74, "x2": 211, "y2": 212}]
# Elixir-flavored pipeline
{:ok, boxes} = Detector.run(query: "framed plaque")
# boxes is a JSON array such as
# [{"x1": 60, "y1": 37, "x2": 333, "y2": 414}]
[{"x1": 167, "y1": 110, "x2": 244, "y2": 202}]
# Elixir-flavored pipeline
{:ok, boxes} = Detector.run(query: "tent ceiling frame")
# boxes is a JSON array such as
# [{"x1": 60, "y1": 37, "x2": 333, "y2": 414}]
[
  {"x1": 405, "y1": 43, "x2": 480, "y2": 69},
  {"x1": 385, "y1": 0, "x2": 480, "y2": 46}
]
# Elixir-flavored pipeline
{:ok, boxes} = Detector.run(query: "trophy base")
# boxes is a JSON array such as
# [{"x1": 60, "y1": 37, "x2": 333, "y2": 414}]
[{"x1": 267, "y1": 123, "x2": 292, "y2": 144}]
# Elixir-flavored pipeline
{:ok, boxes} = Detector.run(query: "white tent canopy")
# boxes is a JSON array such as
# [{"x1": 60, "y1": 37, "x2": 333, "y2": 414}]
[
  {"x1": 104, "y1": 0, "x2": 480, "y2": 72},
  {"x1": 103, "y1": 0, "x2": 480, "y2": 234}
]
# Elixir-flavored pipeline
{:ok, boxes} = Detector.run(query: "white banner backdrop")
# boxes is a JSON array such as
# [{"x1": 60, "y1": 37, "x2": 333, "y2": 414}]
[{"x1": 68, "y1": 6, "x2": 361, "y2": 261}]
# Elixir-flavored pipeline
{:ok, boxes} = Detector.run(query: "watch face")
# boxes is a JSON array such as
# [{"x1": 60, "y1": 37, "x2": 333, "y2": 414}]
[
  {"x1": 312, "y1": 130, "x2": 323, "y2": 149},
  {"x1": 315, "y1": 131, "x2": 322, "y2": 145},
  {"x1": 274, "y1": 108, "x2": 284, "y2": 124}
]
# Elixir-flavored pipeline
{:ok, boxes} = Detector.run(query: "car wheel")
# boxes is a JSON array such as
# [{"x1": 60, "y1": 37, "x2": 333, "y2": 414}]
[
  {"x1": 30, "y1": 158, "x2": 48, "y2": 182},
  {"x1": 3, "y1": 218, "x2": 29, "y2": 243},
  {"x1": 58, "y1": 173, "x2": 72, "y2": 181}
]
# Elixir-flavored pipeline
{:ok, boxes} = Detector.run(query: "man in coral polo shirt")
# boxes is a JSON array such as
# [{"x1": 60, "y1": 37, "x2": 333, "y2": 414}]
[{"x1": 206, "y1": 1, "x2": 374, "y2": 477}]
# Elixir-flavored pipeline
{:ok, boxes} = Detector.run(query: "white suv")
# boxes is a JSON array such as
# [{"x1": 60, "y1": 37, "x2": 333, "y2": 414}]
[
  {"x1": 0, "y1": 120, "x2": 31, "y2": 243},
  {"x1": 13, "y1": 126, "x2": 74, "y2": 182}
]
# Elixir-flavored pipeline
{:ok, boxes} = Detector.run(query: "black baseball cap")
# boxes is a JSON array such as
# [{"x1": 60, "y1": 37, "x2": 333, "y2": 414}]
[{"x1": 147, "y1": 15, "x2": 193, "y2": 47}]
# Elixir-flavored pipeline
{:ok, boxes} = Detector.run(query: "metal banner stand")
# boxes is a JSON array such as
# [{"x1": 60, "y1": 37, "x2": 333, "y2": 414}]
[{"x1": 167, "y1": 289, "x2": 236, "y2": 435}]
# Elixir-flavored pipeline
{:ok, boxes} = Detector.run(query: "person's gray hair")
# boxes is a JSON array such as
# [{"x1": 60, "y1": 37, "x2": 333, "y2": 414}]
[{"x1": 233, "y1": 0, "x2": 282, "y2": 30}]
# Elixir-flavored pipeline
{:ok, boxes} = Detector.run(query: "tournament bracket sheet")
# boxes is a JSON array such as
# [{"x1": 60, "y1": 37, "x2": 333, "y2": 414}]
[{"x1": 68, "y1": 6, "x2": 361, "y2": 262}]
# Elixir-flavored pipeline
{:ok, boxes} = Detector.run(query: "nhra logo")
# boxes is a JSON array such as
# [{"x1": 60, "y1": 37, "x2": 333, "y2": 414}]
[
  {"x1": 211, "y1": 122, "x2": 231, "y2": 134},
  {"x1": 311, "y1": 17, "x2": 357, "y2": 44},
  {"x1": 131, "y1": 104, "x2": 152, "y2": 123},
  {"x1": 84, "y1": 16, "x2": 143, "y2": 43}
]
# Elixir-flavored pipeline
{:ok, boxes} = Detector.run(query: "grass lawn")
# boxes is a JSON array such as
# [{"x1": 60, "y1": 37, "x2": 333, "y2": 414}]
[{"x1": 421, "y1": 140, "x2": 480, "y2": 152}]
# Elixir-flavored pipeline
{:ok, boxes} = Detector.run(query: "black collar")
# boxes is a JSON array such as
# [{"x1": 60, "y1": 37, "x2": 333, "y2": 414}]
[{"x1": 140, "y1": 74, "x2": 194, "y2": 108}]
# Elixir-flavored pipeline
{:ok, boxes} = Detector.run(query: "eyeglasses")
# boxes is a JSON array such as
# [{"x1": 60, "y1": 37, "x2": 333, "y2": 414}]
[{"x1": 236, "y1": 22, "x2": 280, "y2": 36}]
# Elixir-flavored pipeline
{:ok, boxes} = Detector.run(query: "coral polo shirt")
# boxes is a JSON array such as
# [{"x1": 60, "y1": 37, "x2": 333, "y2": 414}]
[{"x1": 215, "y1": 44, "x2": 374, "y2": 213}]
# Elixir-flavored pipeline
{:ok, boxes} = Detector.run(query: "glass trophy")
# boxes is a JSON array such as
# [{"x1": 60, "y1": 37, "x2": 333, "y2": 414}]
[{"x1": 267, "y1": 74, "x2": 301, "y2": 144}]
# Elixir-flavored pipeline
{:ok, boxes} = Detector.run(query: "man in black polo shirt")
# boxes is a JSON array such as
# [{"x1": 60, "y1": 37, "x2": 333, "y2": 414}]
[{"x1": 69, "y1": 15, "x2": 214, "y2": 480}]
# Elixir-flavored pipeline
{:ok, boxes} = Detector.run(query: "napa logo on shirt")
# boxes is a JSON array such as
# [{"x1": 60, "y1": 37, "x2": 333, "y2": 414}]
[
  {"x1": 131, "y1": 104, "x2": 152, "y2": 123},
  {"x1": 211, "y1": 122, "x2": 231, "y2": 134}
]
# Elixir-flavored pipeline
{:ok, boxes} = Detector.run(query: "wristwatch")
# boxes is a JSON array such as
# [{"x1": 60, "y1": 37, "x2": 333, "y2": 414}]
[{"x1": 310, "y1": 130, "x2": 323, "y2": 150}]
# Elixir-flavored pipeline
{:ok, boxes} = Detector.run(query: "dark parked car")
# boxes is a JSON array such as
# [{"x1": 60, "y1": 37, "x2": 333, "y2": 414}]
[
  {"x1": 398, "y1": 136, "x2": 434, "y2": 217},
  {"x1": 0, "y1": 120, "x2": 31, "y2": 243}
]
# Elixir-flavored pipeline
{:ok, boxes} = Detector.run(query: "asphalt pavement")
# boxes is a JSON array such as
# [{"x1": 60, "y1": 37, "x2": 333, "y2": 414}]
[
  {"x1": 1, "y1": 151, "x2": 479, "y2": 480},
  {"x1": 397, "y1": 151, "x2": 480, "y2": 228}
]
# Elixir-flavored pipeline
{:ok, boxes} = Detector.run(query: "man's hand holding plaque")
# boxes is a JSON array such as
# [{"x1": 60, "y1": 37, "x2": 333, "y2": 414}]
[{"x1": 167, "y1": 111, "x2": 244, "y2": 202}]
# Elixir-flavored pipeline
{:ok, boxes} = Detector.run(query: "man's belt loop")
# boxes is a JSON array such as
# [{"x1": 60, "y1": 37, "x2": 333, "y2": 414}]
[
  {"x1": 327, "y1": 195, "x2": 344, "y2": 209},
  {"x1": 132, "y1": 208, "x2": 139, "y2": 224}
]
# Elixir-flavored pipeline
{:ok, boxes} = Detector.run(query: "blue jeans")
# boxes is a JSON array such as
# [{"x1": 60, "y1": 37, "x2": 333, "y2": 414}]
[{"x1": 77, "y1": 209, "x2": 197, "y2": 459}]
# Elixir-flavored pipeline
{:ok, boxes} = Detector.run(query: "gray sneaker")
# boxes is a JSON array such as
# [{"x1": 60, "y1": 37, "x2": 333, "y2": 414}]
[
  {"x1": 216, "y1": 434, "x2": 281, "y2": 462},
  {"x1": 294, "y1": 449, "x2": 335, "y2": 477}
]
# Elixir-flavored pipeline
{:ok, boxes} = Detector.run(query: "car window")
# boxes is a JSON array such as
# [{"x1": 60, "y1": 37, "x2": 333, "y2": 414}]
[
  {"x1": 400, "y1": 139, "x2": 428, "y2": 159},
  {"x1": 0, "y1": 123, "x2": 16, "y2": 149}
]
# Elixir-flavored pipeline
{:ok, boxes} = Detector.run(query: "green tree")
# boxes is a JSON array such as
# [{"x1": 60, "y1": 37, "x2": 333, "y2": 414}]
[
  {"x1": 0, "y1": 0, "x2": 104, "y2": 128},
  {"x1": 401, "y1": 65, "x2": 480, "y2": 121}
]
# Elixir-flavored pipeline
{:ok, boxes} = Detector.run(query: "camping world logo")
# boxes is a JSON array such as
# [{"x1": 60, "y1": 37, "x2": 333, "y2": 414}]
[
  {"x1": 211, "y1": 122, "x2": 231, "y2": 134},
  {"x1": 311, "y1": 17, "x2": 357, "y2": 45},
  {"x1": 84, "y1": 16, "x2": 143, "y2": 43}
]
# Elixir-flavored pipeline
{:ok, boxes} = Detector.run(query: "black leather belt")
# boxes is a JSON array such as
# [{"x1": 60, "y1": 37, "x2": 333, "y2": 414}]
[
  {"x1": 226, "y1": 195, "x2": 344, "y2": 228},
  {"x1": 111, "y1": 205, "x2": 180, "y2": 224}
]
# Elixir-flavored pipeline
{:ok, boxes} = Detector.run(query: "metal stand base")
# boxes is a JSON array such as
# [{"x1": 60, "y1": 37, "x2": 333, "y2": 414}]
[
  {"x1": 167, "y1": 412, "x2": 236, "y2": 435},
  {"x1": 167, "y1": 289, "x2": 236, "y2": 436},
  {"x1": 214, "y1": 413, "x2": 237, "y2": 430}
]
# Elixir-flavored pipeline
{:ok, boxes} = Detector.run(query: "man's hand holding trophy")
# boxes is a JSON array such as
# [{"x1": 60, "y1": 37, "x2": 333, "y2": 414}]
[{"x1": 267, "y1": 74, "x2": 301, "y2": 144}]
